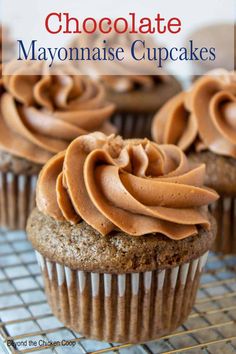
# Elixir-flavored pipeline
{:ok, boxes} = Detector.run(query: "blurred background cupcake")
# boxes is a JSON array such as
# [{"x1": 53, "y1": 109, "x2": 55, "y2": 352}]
[
  {"x1": 27, "y1": 132, "x2": 218, "y2": 343},
  {"x1": 70, "y1": 30, "x2": 181, "y2": 139},
  {"x1": 0, "y1": 25, "x2": 13, "y2": 87},
  {"x1": 186, "y1": 23, "x2": 236, "y2": 77},
  {"x1": 0, "y1": 61, "x2": 115, "y2": 230},
  {"x1": 152, "y1": 69, "x2": 236, "y2": 254}
]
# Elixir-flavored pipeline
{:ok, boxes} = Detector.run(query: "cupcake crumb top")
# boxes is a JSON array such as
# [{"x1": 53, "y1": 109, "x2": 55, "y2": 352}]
[{"x1": 27, "y1": 207, "x2": 216, "y2": 272}]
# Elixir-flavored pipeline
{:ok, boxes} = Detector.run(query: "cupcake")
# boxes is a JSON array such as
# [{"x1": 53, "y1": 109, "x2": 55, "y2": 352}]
[
  {"x1": 0, "y1": 62, "x2": 115, "y2": 230},
  {"x1": 70, "y1": 31, "x2": 181, "y2": 139},
  {"x1": 100, "y1": 74, "x2": 181, "y2": 139},
  {"x1": 0, "y1": 25, "x2": 12, "y2": 88},
  {"x1": 187, "y1": 23, "x2": 236, "y2": 75},
  {"x1": 152, "y1": 69, "x2": 236, "y2": 254},
  {"x1": 27, "y1": 132, "x2": 218, "y2": 343}
]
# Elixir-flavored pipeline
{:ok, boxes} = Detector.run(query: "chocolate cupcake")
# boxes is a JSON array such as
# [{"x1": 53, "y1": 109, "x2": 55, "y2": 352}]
[
  {"x1": 101, "y1": 75, "x2": 181, "y2": 139},
  {"x1": 0, "y1": 62, "x2": 115, "y2": 230},
  {"x1": 70, "y1": 31, "x2": 181, "y2": 139},
  {"x1": 187, "y1": 23, "x2": 236, "y2": 75},
  {"x1": 27, "y1": 132, "x2": 218, "y2": 343},
  {"x1": 152, "y1": 69, "x2": 236, "y2": 253}
]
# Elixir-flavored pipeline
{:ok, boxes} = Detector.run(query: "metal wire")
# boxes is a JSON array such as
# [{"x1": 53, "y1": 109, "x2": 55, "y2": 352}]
[{"x1": 0, "y1": 230, "x2": 236, "y2": 354}]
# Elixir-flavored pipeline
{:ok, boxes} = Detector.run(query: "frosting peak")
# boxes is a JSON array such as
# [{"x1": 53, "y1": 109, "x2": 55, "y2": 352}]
[
  {"x1": 37, "y1": 132, "x2": 218, "y2": 239},
  {"x1": 152, "y1": 70, "x2": 236, "y2": 158},
  {"x1": 0, "y1": 62, "x2": 115, "y2": 164}
]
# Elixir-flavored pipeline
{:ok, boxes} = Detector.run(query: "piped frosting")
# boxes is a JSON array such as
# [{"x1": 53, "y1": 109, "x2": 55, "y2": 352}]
[
  {"x1": 36, "y1": 132, "x2": 218, "y2": 239},
  {"x1": 152, "y1": 70, "x2": 236, "y2": 158},
  {"x1": 0, "y1": 62, "x2": 115, "y2": 164}
]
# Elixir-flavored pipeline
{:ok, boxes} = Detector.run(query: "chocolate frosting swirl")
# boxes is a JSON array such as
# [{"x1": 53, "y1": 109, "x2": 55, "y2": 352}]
[
  {"x1": 36, "y1": 132, "x2": 218, "y2": 239},
  {"x1": 0, "y1": 62, "x2": 115, "y2": 164},
  {"x1": 152, "y1": 70, "x2": 236, "y2": 158}
]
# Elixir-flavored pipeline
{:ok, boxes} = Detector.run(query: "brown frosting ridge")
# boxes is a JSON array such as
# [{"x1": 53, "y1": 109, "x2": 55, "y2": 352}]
[
  {"x1": 0, "y1": 62, "x2": 115, "y2": 164},
  {"x1": 36, "y1": 132, "x2": 218, "y2": 239},
  {"x1": 152, "y1": 70, "x2": 236, "y2": 158}
]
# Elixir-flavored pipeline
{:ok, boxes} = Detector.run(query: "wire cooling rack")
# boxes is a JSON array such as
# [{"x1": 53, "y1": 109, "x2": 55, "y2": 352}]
[{"x1": 0, "y1": 230, "x2": 236, "y2": 354}]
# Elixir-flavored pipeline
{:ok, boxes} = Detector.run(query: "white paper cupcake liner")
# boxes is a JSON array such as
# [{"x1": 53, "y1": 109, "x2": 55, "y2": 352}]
[
  {"x1": 35, "y1": 250, "x2": 209, "y2": 343},
  {"x1": 111, "y1": 112, "x2": 154, "y2": 139},
  {"x1": 211, "y1": 195, "x2": 236, "y2": 254},
  {"x1": 0, "y1": 171, "x2": 37, "y2": 230}
]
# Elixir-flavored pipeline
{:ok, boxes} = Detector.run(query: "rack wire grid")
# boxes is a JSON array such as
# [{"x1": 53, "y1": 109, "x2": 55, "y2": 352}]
[{"x1": 0, "y1": 230, "x2": 236, "y2": 354}]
